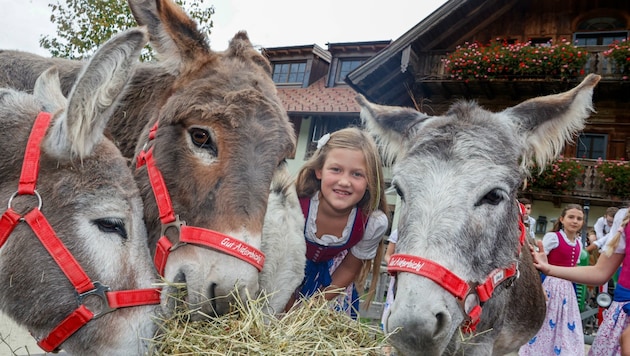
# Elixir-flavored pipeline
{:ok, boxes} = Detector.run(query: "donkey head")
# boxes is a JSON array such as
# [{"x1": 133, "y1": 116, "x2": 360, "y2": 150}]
[
  {"x1": 357, "y1": 74, "x2": 600, "y2": 355},
  {"x1": 127, "y1": 0, "x2": 296, "y2": 316},
  {"x1": 0, "y1": 28, "x2": 159, "y2": 355}
]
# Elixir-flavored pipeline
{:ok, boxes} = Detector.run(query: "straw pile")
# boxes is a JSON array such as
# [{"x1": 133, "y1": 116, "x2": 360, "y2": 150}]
[{"x1": 149, "y1": 288, "x2": 392, "y2": 355}]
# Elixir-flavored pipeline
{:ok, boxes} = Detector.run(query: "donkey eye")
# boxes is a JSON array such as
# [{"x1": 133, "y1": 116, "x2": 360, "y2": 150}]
[
  {"x1": 189, "y1": 128, "x2": 218, "y2": 156},
  {"x1": 475, "y1": 189, "x2": 504, "y2": 206},
  {"x1": 94, "y1": 218, "x2": 128, "y2": 239},
  {"x1": 393, "y1": 184, "x2": 405, "y2": 201}
]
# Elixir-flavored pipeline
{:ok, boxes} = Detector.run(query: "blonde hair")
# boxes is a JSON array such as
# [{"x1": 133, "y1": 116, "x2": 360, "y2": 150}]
[
  {"x1": 605, "y1": 208, "x2": 630, "y2": 256},
  {"x1": 295, "y1": 127, "x2": 390, "y2": 305}
]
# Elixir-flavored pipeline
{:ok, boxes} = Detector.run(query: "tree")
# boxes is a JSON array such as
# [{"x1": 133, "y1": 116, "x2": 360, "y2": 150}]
[{"x1": 40, "y1": 0, "x2": 214, "y2": 60}]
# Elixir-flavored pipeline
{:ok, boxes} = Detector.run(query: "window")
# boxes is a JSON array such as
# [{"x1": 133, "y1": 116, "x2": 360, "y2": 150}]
[
  {"x1": 575, "y1": 31, "x2": 628, "y2": 46},
  {"x1": 272, "y1": 62, "x2": 306, "y2": 84},
  {"x1": 530, "y1": 37, "x2": 552, "y2": 47},
  {"x1": 574, "y1": 17, "x2": 627, "y2": 46},
  {"x1": 577, "y1": 133, "x2": 607, "y2": 159},
  {"x1": 306, "y1": 116, "x2": 362, "y2": 157},
  {"x1": 336, "y1": 59, "x2": 365, "y2": 83}
]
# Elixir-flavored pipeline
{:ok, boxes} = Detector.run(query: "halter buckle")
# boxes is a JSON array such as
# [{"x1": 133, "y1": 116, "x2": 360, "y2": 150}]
[
  {"x1": 161, "y1": 214, "x2": 187, "y2": 250},
  {"x1": 75, "y1": 282, "x2": 115, "y2": 319}
]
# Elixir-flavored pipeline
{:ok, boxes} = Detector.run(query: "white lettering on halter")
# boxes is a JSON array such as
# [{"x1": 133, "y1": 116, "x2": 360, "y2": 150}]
[
  {"x1": 221, "y1": 238, "x2": 263, "y2": 265},
  {"x1": 221, "y1": 238, "x2": 235, "y2": 249},
  {"x1": 390, "y1": 256, "x2": 425, "y2": 272}
]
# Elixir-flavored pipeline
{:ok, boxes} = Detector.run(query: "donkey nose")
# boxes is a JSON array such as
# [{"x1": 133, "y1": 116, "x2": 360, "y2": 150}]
[{"x1": 389, "y1": 306, "x2": 452, "y2": 351}]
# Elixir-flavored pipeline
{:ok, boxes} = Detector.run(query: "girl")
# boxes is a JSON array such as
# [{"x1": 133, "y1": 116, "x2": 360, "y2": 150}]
[
  {"x1": 519, "y1": 204, "x2": 585, "y2": 356},
  {"x1": 531, "y1": 207, "x2": 630, "y2": 356},
  {"x1": 288, "y1": 127, "x2": 389, "y2": 318}
]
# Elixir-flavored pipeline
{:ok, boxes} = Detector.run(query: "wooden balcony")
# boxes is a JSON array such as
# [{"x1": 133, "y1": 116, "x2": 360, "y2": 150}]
[
  {"x1": 522, "y1": 159, "x2": 627, "y2": 208},
  {"x1": 416, "y1": 49, "x2": 629, "y2": 101}
]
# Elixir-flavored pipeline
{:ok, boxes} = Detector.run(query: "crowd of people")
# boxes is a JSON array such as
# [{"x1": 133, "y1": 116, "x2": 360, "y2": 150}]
[{"x1": 511, "y1": 200, "x2": 628, "y2": 356}]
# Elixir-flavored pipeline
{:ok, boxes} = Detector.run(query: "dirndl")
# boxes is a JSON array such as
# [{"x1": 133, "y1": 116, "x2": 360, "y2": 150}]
[{"x1": 519, "y1": 276, "x2": 585, "y2": 356}]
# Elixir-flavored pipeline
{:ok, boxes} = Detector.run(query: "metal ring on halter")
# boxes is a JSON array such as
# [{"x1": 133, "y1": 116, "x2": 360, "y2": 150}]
[
  {"x1": 7, "y1": 190, "x2": 43, "y2": 211},
  {"x1": 75, "y1": 281, "x2": 116, "y2": 319}
]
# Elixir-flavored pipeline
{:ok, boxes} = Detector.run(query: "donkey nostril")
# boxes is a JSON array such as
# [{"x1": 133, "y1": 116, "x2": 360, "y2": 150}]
[
  {"x1": 433, "y1": 311, "x2": 449, "y2": 338},
  {"x1": 209, "y1": 282, "x2": 218, "y2": 312}
]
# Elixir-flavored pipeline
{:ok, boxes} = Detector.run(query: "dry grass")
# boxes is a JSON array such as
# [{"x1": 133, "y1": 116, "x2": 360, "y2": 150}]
[{"x1": 148, "y1": 287, "x2": 392, "y2": 355}]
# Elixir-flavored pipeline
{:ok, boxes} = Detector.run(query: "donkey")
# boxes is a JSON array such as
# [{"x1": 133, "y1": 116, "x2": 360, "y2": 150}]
[
  {"x1": 0, "y1": 28, "x2": 162, "y2": 355},
  {"x1": 0, "y1": 0, "x2": 297, "y2": 317},
  {"x1": 357, "y1": 74, "x2": 601, "y2": 356}
]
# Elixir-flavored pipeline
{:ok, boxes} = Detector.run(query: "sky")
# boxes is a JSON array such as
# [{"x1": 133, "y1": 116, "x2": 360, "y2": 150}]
[{"x1": 0, "y1": 0, "x2": 447, "y2": 56}]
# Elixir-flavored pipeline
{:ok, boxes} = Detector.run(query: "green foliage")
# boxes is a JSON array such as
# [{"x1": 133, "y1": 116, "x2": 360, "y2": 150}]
[
  {"x1": 443, "y1": 39, "x2": 587, "y2": 81},
  {"x1": 40, "y1": 0, "x2": 214, "y2": 60},
  {"x1": 595, "y1": 159, "x2": 630, "y2": 198},
  {"x1": 528, "y1": 156, "x2": 585, "y2": 193},
  {"x1": 602, "y1": 39, "x2": 630, "y2": 76}
]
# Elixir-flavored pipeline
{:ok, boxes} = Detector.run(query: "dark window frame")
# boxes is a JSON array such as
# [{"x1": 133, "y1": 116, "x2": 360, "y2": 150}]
[
  {"x1": 335, "y1": 58, "x2": 366, "y2": 84},
  {"x1": 272, "y1": 61, "x2": 307, "y2": 84},
  {"x1": 576, "y1": 133, "x2": 608, "y2": 160},
  {"x1": 305, "y1": 116, "x2": 362, "y2": 158}
]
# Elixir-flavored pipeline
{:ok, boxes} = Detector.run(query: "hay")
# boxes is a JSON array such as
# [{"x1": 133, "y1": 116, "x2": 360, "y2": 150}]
[{"x1": 149, "y1": 286, "x2": 392, "y2": 355}]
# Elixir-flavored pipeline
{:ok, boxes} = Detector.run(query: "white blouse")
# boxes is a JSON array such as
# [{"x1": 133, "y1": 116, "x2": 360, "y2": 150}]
[
  {"x1": 304, "y1": 193, "x2": 388, "y2": 260},
  {"x1": 542, "y1": 229, "x2": 582, "y2": 255}
]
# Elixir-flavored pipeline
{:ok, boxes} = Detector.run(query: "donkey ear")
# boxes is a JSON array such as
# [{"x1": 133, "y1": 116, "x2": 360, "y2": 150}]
[
  {"x1": 128, "y1": 0, "x2": 210, "y2": 73},
  {"x1": 45, "y1": 27, "x2": 149, "y2": 160},
  {"x1": 357, "y1": 94, "x2": 430, "y2": 165},
  {"x1": 503, "y1": 74, "x2": 600, "y2": 170},
  {"x1": 33, "y1": 66, "x2": 67, "y2": 113}
]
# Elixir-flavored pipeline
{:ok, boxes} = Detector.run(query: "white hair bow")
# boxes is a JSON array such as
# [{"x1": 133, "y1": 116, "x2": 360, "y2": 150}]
[{"x1": 317, "y1": 133, "x2": 331, "y2": 149}]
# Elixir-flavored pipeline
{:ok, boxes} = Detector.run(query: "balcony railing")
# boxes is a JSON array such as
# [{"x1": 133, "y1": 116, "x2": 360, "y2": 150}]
[{"x1": 524, "y1": 159, "x2": 627, "y2": 204}]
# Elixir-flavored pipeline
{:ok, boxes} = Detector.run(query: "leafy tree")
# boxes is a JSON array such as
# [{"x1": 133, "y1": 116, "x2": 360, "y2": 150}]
[{"x1": 40, "y1": 0, "x2": 214, "y2": 60}]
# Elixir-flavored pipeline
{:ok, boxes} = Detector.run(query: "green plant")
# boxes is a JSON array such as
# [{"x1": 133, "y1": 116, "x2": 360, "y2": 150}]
[
  {"x1": 602, "y1": 39, "x2": 630, "y2": 77},
  {"x1": 595, "y1": 159, "x2": 630, "y2": 198},
  {"x1": 443, "y1": 39, "x2": 587, "y2": 81},
  {"x1": 528, "y1": 156, "x2": 585, "y2": 192}
]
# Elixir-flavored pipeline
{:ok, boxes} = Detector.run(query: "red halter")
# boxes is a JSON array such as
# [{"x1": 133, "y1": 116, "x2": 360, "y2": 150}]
[
  {"x1": 0, "y1": 112, "x2": 161, "y2": 352},
  {"x1": 387, "y1": 203, "x2": 527, "y2": 334},
  {"x1": 135, "y1": 122, "x2": 265, "y2": 276}
]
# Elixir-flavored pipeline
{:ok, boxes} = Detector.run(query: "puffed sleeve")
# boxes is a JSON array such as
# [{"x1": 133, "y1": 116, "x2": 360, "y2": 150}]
[
  {"x1": 542, "y1": 232, "x2": 560, "y2": 255},
  {"x1": 350, "y1": 210, "x2": 388, "y2": 260}
]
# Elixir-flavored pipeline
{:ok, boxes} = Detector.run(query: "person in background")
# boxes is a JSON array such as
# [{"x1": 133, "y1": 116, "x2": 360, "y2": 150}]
[
  {"x1": 530, "y1": 206, "x2": 630, "y2": 355},
  {"x1": 519, "y1": 204, "x2": 585, "y2": 356},
  {"x1": 590, "y1": 207, "x2": 620, "y2": 250},
  {"x1": 286, "y1": 128, "x2": 390, "y2": 318},
  {"x1": 380, "y1": 229, "x2": 398, "y2": 330},
  {"x1": 519, "y1": 198, "x2": 537, "y2": 244},
  {"x1": 585, "y1": 229, "x2": 601, "y2": 265}
]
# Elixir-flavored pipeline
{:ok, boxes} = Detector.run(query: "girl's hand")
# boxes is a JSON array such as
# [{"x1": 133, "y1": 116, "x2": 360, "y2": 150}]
[{"x1": 530, "y1": 240, "x2": 551, "y2": 275}]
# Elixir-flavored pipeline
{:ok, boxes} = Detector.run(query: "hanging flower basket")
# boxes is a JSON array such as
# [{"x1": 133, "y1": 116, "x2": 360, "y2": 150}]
[
  {"x1": 602, "y1": 39, "x2": 630, "y2": 78},
  {"x1": 443, "y1": 39, "x2": 587, "y2": 81},
  {"x1": 595, "y1": 158, "x2": 630, "y2": 199},
  {"x1": 527, "y1": 156, "x2": 585, "y2": 193}
]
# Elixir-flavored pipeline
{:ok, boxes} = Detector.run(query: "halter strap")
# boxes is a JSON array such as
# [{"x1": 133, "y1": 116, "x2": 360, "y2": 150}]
[
  {"x1": 136, "y1": 122, "x2": 265, "y2": 276},
  {"x1": 1, "y1": 112, "x2": 161, "y2": 352},
  {"x1": 387, "y1": 202, "x2": 526, "y2": 333}
]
